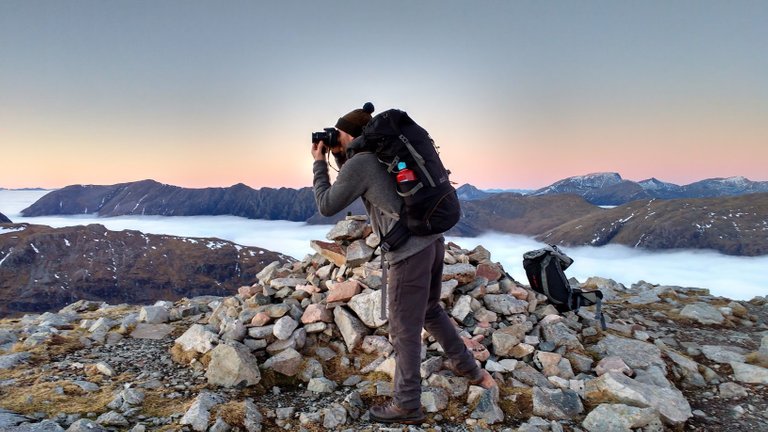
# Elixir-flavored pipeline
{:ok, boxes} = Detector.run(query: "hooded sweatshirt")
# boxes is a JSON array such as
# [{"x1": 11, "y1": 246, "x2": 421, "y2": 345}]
[{"x1": 313, "y1": 152, "x2": 442, "y2": 264}]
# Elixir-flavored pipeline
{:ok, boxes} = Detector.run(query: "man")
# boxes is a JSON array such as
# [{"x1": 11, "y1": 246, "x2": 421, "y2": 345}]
[{"x1": 311, "y1": 102, "x2": 495, "y2": 425}]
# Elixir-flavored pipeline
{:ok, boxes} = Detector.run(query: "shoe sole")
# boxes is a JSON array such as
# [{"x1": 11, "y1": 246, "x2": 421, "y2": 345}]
[{"x1": 369, "y1": 415, "x2": 425, "y2": 425}]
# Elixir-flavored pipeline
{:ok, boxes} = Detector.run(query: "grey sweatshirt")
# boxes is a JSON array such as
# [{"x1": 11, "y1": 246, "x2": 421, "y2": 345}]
[{"x1": 313, "y1": 152, "x2": 442, "y2": 264}]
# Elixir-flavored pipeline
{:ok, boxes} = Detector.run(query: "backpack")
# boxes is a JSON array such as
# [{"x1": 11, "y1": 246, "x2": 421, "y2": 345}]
[
  {"x1": 348, "y1": 109, "x2": 461, "y2": 251},
  {"x1": 522, "y1": 245, "x2": 606, "y2": 329}
]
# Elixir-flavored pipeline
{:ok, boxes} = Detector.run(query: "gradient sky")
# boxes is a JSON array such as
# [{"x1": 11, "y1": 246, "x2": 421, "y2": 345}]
[{"x1": 2, "y1": 1, "x2": 767, "y2": 190}]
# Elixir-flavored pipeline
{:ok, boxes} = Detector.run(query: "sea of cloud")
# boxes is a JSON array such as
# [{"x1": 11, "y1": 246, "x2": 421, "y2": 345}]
[{"x1": 2, "y1": 191, "x2": 766, "y2": 300}]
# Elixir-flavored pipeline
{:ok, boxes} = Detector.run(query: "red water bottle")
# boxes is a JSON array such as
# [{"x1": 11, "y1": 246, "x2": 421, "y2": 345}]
[{"x1": 396, "y1": 162, "x2": 417, "y2": 193}]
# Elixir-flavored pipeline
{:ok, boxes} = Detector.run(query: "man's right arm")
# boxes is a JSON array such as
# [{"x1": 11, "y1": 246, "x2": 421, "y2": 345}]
[{"x1": 312, "y1": 157, "x2": 366, "y2": 217}]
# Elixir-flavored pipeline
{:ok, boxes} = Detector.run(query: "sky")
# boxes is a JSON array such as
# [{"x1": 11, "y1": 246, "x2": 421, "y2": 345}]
[
  {"x1": 1, "y1": 1, "x2": 767, "y2": 190},
  {"x1": 2, "y1": 191, "x2": 766, "y2": 300}
]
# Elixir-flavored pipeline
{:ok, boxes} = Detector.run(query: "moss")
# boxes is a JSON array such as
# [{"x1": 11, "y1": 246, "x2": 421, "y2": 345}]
[
  {"x1": 745, "y1": 352, "x2": 768, "y2": 368},
  {"x1": 211, "y1": 401, "x2": 246, "y2": 427},
  {"x1": 498, "y1": 385, "x2": 532, "y2": 421},
  {"x1": 141, "y1": 392, "x2": 194, "y2": 418},
  {"x1": 170, "y1": 343, "x2": 200, "y2": 365},
  {"x1": 0, "y1": 380, "x2": 115, "y2": 416}
]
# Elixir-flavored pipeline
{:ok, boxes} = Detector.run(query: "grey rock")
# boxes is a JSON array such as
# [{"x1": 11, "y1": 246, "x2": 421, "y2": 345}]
[
  {"x1": 590, "y1": 334, "x2": 665, "y2": 372},
  {"x1": 247, "y1": 325, "x2": 275, "y2": 339},
  {"x1": 9, "y1": 420, "x2": 65, "y2": 431},
  {"x1": 541, "y1": 321, "x2": 584, "y2": 351},
  {"x1": 174, "y1": 324, "x2": 218, "y2": 354},
  {"x1": 209, "y1": 417, "x2": 231, "y2": 432},
  {"x1": 95, "y1": 411, "x2": 129, "y2": 427},
  {"x1": 719, "y1": 382, "x2": 749, "y2": 398},
  {"x1": 345, "y1": 239, "x2": 374, "y2": 268},
  {"x1": 307, "y1": 377, "x2": 337, "y2": 393},
  {"x1": 421, "y1": 387, "x2": 450, "y2": 412},
  {"x1": 179, "y1": 392, "x2": 226, "y2": 431},
  {"x1": 452, "y1": 295, "x2": 474, "y2": 323},
  {"x1": 662, "y1": 349, "x2": 706, "y2": 387},
  {"x1": 322, "y1": 403, "x2": 347, "y2": 429},
  {"x1": 0, "y1": 352, "x2": 30, "y2": 370},
  {"x1": 0, "y1": 409, "x2": 28, "y2": 429},
  {"x1": 327, "y1": 219, "x2": 367, "y2": 241},
  {"x1": 443, "y1": 263, "x2": 477, "y2": 284},
  {"x1": 138, "y1": 306, "x2": 169, "y2": 324},
  {"x1": 470, "y1": 386, "x2": 504, "y2": 424},
  {"x1": 730, "y1": 361, "x2": 768, "y2": 384},
  {"x1": 333, "y1": 306, "x2": 370, "y2": 352},
  {"x1": 243, "y1": 398, "x2": 263, "y2": 432},
  {"x1": 270, "y1": 277, "x2": 307, "y2": 289},
  {"x1": 679, "y1": 302, "x2": 725, "y2": 324},
  {"x1": 581, "y1": 403, "x2": 662, "y2": 432},
  {"x1": 263, "y1": 348, "x2": 303, "y2": 377},
  {"x1": 700, "y1": 345, "x2": 747, "y2": 364},
  {"x1": 348, "y1": 290, "x2": 387, "y2": 328},
  {"x1": 66, "y1": 419, "x2": 107, "y2": 432},
  {"x1": 484, "y1": 294, "x2": 528, "y2": 315},
  {"x1": 273, "y1": 316, "x2": 298, "y2": 340},
  {"x1": 532, "y1": 387, "x2": 584, "y2": 420},
  {"x1": 205, "y1": 342, "x2": 261, "y2": 387},
  {"x1": 585, "y1": 371, "x2": 692, "y2": 425}
]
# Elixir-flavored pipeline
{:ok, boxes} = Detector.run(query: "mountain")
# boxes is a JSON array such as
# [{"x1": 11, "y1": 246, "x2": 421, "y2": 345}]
[
  {"x1": 533, "y1": 173, "x2": 768, "y2": 205},
  {"x1": 21, "y1": 180, "x2": 317, "y2": 221},
  {"x1": 680, "y1": 176, "x2": 768, "y2": 198},
  {"x1": 0, "y1": 212, "x2": 10, "y2": 223},
  {"x1": 539, "y1": 193, "x2": 768, "y2": 256},
  {"x1": 532, "y1": 172, "x2": 624, "y2": 196},
  {"x1": 0, "y1": 223, "x2": 292, "y2": 316},
  {"x1": 455, "y1": 183, "x2": 494, "y2": 201}
]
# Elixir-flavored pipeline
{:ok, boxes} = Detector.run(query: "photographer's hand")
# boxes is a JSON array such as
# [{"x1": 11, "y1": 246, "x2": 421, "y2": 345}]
[{"x1": 311, "y1": 141, "x2": 327, "y2": 161}]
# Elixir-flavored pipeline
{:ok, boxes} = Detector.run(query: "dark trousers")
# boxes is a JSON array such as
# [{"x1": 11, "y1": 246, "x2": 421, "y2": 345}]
[{"x1": 387, "y1": 238, "x2": 479, "y2": 410}]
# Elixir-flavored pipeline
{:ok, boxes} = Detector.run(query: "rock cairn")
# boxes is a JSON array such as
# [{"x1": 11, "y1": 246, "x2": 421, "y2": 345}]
[{"x1": 1, "y1": 215, "x2": 767, "y2": 431}]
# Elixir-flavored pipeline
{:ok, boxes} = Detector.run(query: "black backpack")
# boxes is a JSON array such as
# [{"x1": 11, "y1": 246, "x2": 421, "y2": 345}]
[
  {"x1": 348, "y1": 109, "x2": 461, "y2": 251},
  {"x1": 522, "y1": 245, "x2": 606, "y2": 329}
]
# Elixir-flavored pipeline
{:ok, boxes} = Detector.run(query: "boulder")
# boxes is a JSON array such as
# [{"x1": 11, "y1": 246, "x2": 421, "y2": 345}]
[
  {"x1": 205, "y1": 342, "x2": 261, "y2": 387},
  {"x1": 581, "y1": 403, "x2": 662, "y2": 432},
  {"x1": 333, "y1": 306, "x2": 370, "y2": 352},
  {"x1": 347, "y1": 289, "x2": 387, "y2": 328},
  {"x1": 679, "y1": 302, "x2": 725, "y2": 324},
  {"x1": 584, "y1": 371, "x2": 692, "y2": 425}
]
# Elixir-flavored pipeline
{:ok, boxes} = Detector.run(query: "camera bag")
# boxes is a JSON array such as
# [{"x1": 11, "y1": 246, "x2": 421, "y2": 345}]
[
  {"x1": 522, "y1": 245, "x2": 606, "y2": 329},
  {"x1": 348, "y1": 109, "x2": 461, "y2": 251}
]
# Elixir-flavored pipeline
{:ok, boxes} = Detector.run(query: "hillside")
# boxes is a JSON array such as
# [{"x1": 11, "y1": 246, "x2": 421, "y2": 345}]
[
  {"x1": 452, "y1": 193, "x2": 604, "y2": 237},
  {"x1": 540, "y1": 193, "x2": 768, "y2": 256},
  {"x1": 0, "y1": 212, "x2": 10, "y2": 223},
  {"x1": 0, "y1": 223, "x2": 292, "y2": 316},
  {"x1": 21, "y1": 180, "x2": 317, "y2": 221}
]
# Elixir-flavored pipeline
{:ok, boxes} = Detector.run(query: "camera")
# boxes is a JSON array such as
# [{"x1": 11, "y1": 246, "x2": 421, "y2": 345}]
[{"x1": 311, "y1": 127, "x2": 339, "y2": 149}]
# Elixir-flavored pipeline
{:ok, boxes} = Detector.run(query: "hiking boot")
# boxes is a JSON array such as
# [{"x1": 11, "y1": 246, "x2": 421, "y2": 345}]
[
  {"x1": 445, "y1": 360, "x2": 498, "y2": 389},
  {"x1": 369, "y1": 401, "x2": 425, "y2": 424},
  {"x1": 469, "y1": 369, "x2": 497, "y2": 389}
]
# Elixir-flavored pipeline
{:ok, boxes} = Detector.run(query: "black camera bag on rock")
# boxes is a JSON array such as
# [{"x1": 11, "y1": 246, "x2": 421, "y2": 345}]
[
  {"x1": 523, "y1": 245, "x2": 606, "y2": 329},
  {"x1": 348, "y1": 109, "x2": 460, "y2": 251}
]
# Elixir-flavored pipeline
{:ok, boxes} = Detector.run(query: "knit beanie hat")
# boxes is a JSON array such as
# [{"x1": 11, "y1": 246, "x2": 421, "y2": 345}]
[{"x1": 335, "y1": 102, "x2": 375, "y2": 138}]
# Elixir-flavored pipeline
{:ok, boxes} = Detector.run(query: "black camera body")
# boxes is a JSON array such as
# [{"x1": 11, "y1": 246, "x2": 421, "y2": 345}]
[{"x1": 311, "y1": 127, "x2": 339, "y2": 149}]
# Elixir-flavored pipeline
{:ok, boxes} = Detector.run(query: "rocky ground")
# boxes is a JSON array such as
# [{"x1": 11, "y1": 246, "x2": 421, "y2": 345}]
[{"x1": 1, "y1": 216, "x2": 767, "y2": 432}]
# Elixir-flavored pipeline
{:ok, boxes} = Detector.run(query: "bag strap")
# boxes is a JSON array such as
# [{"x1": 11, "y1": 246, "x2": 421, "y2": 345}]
[
  {"x1": 579, "y1": 291, "x2": 606, "y2": 330},
  {"x1": 387, "y1": 113, "x2": 437, "y2": 187},
  {"x1": 380, "y1": 256, "x2": 389, "y2": 321}
]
